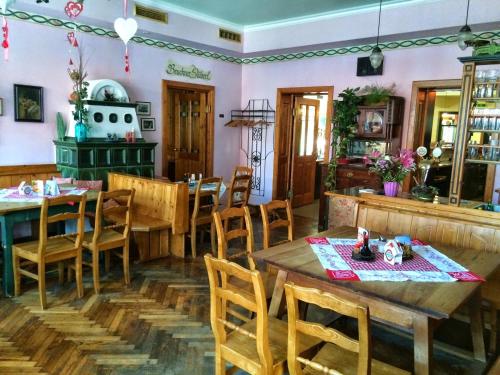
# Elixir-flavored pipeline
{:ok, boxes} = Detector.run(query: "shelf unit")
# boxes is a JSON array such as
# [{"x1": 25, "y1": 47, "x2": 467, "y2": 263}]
[{"x1": 449, "y1": 55, "x2": 500, "y2": 205}]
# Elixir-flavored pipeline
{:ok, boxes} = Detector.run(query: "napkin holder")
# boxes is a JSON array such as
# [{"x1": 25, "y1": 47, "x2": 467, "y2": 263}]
[
  {"x1": 44, "y1": 180, "x2": 61, "y2": 196},
  {"x1": 17, "y1": 181, "x2": 33, "y2": 196},
  {"x1": 383, "y1": 240, "x2": 403, "y2": 265}
]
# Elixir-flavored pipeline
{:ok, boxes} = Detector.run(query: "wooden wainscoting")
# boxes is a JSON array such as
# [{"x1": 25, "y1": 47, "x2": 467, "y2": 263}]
[{"x1": 0, "y1": 164, "x2": 60, "y2": 188}]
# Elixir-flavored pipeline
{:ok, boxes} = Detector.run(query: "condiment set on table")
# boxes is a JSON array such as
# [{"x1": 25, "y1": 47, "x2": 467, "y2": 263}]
[{"x1": 351, "y1": 227, "x2": 413, "y2": 265}]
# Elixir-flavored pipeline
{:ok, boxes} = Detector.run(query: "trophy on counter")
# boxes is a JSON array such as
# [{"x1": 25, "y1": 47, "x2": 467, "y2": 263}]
[{"x1": 411, "y1": 146, "x2": 439, "y2": 202}]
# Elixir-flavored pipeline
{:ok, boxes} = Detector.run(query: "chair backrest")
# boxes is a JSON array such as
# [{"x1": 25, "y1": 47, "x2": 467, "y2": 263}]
[
  {"x1": 260, "y1": 199, "x2": 294, "y2": 249},
  {"x1": 52, "y1": 176, "x2": 73, "y2": 184},
  {"x1": 38, "y1": 194, "x2": 87, "y2": 257},
  {"x1": 213, "y1": 206, "x2": 255, "y2": 270},
  {"x1": 192, "y1": 177, "x2": 222, "y2": 223},
  {"x1": 92, "y1": 189, "x2": 134, "y2": 244},
  {"x1": 204, "y1": 254, "x2": 273, "y2": 373},
  {"x1": 284, "y1": 283, "x2": 371, "y2": 375},
  {"x1": 74, "y1": 180, "x2": 103, "y2": 191},
  {"x1": 227, "y1": 166, "x2": 253, "y2": 208}
]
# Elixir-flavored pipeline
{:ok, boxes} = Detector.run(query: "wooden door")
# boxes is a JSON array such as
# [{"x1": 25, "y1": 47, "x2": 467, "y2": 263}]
[
  {"x1": 172, "y1": 92, "x2": 207, "y2": 181},
  {"x1": 275, "y1": 94, "x2": 294, "y2": 200},
  {"x1": 291, "y1": 98, "x2": 319, "y2": 207}
]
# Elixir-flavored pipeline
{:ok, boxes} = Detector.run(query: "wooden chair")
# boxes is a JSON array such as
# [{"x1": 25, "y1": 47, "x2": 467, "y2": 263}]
[
  {"x1": 190, "y1": 177, "x2": 222, "y2": 258},
  {"x1": 12, "y1": 194, "x2": 87, "y2": 309},
  {"x1": 213, "y1": 206, "x2": 277, "y2": 301},
  {"x1": 204, "y1": 254, "x2": 320, "y2": 375},
  {"x1": 285, "y1": 283, "x2": 410, "y2": 375},
  {"x1": 260, "y1": 199, "x2": 294, "y2": 250},
  {"x1": 482, "y1": 277, "x2": 500, "y2": 354},
  {"x1": 227, "y1": 166, "x2": 253, "y2": 209},
  {"x1": 80, "y1": 189, "x2": 134, "y2": 294}
]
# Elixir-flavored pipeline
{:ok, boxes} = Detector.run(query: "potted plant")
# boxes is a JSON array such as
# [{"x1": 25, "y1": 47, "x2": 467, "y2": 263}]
[
  {"x1": 68, "y1": 46, "x2": 89, "y2": 142},
  {"x1": 369, "y1": 149, "x2": 416, "y2": 197},
  {"x1": 325, "y1": 87, "x2": 362, "y2": 190},
  {"x1": 358, "y1": 83, "x2": 396, "y2": 105}
]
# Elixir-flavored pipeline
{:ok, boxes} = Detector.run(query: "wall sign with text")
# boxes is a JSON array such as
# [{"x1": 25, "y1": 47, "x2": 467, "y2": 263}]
[{"x1": 166, "y1": 60, "x2": 211, "y2": 81}]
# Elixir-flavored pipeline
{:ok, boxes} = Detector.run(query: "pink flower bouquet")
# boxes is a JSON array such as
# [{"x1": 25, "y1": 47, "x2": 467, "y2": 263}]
[{"x1": 369, "y1": 150, "x2": 416, "y2": 183}]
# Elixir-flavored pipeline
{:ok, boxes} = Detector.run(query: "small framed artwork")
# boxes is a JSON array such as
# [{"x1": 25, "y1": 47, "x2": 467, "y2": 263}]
[
  {"x1": 141, "y1": 117, "x2": 156, "y2": 131},
  {"x1": 0, "y1": 98, "x2": 3, "y2": 116},
  {"x1": 14, "y1": 84, "x2": 44, "y2": 122},
  {"x1": 136, "y1": 101, "x2": 151, "y2": 116}
]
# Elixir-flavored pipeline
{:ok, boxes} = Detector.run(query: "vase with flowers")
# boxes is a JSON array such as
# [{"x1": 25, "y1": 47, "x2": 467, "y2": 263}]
[
  {"x1": 369, "y1": 149, "x2": 416, "y2": 197},
  {"x1": 68, "y1": 46, "x2": 89, "y2": 142}
]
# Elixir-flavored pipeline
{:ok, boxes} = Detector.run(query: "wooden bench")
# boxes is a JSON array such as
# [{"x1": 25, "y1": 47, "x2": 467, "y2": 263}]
[
  {"x1": 108, "y1": 172, "x2": 189, "y2": 259},
  {"x1": 0, "y1": 164, "x2": 60, "y2": 188}
]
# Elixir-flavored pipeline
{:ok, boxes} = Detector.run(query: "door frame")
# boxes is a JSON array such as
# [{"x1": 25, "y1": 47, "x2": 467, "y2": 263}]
[
  {"x1": 273, "y1": 86, "x2": 334, "y2": 200},
  {"x1": 161, "y1": 80, "x2": 215, "y2": 178},
  {"x1": 402, "y1": 79, "x2": 461, "y2": 192}
]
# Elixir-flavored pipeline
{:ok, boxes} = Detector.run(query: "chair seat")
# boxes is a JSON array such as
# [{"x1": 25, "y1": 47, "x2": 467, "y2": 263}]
[
  {"x1": 303, "y1": 342, "x2": 411, "y2": 375},
  {"x1": 13, "y1": 237, "x2": 79, "y2": 263},
  {"x1": 224, "y1": 317, "x2": 321, "y2": 372},
  {"x1": 82, "y1": 228, "x2": 125, "y2": 250}
]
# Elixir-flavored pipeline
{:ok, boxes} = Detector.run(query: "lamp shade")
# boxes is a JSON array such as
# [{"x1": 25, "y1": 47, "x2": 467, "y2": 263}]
[
  {"x1": 370, "y1": 45, "x2": 384, "y2": 69},
  {"x1": 457, "y1": 24, "x2": 473, "y2": 50}
]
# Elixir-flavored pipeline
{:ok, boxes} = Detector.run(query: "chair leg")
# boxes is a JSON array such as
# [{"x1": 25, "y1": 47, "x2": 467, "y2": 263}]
[
  {"x1": 38, "y1": 262, "x2": 47, "y2": 309},
  {"x1": 191, "y1": 225, "x2": 197, "y2": 258},
  {"x1": 215, "y1": 352, "x2": 225, "y2": 375},
  {"x1": 210, "y1": 222, "x2": 216, "y2": 256},
  {"x1": 123, "y1": 242, "x2": 130, "y2": 287},
  {"x1": 92, "y1": 250, "x2": 100, "y2": 294},
  {"x1": 105, "y1": 252, "x2": 110, "y2": 273},
  {"x1": 75, "y1": 251, "x2": 84, "y2": 298},
  {"x1": 58, "y1": 262, "x2": 65, "y2": 285},
  {"x1": 12, "y1": 253, "x2": 21, "y2": 297},
  {"x1": 490, "y1": 304, "x2": 498, "y2": 354},
  {"x1": 67, "y1": 266, "x2": 73, "y2": 283}
]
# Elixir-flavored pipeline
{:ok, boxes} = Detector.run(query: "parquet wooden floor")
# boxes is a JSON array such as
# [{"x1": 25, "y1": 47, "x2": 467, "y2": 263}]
[{"x1": 0, "y1": 213, "x2": 493, "y2": 374}]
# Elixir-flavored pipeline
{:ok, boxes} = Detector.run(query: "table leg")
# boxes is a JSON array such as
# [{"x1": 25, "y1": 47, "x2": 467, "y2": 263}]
[
  {"x1": 468, "y1": 289, "x2": 486, "y2": 362},
  {"x1": 0, "y1": 217, "x2": 14, "y2": 297},
  {"x1": 413, "y1": 314, "x2": 433, "y2": 375},
  {"x1": 268, "y1": 270, "x2": 288, "y2": 318}
]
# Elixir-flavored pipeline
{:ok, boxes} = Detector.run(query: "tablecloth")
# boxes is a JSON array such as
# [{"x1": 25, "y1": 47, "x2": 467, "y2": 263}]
[{"x1": 306, "y1": 237, "x2": 484, "y2": 282}]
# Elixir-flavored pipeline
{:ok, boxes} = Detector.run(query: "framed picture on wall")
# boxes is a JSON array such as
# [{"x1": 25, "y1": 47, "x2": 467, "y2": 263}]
[
  {"x1": 14, "y1": 84, "x2": 44, "y2": 122},
  {"x1": 141, "y1": 117, "x2": 156, "y2": 131},
  {"x1": 136, "y1": 101, "x2": 151, "y2": 116}
]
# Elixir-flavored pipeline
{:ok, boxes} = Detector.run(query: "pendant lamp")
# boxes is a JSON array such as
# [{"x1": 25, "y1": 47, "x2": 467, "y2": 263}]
[
  {"x1": 457, "y1": 0, "x2": 473, "y2": 50},
  {"x1": 370, "y1": 0, "x2": 384, "y2": 69}
]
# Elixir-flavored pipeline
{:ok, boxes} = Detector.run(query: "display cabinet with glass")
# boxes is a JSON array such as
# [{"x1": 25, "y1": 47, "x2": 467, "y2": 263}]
[{"x1": 449, "y1": 56, "x2": 500, "y2": 205}]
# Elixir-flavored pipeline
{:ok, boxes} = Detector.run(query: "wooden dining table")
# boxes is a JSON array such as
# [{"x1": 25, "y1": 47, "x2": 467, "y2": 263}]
[
  {"x1": 251, "y1": 226, "x2": 500, "y2": 375},
  {"x1": 0, "y1": 190, "x2": 98, "y2": 296}
]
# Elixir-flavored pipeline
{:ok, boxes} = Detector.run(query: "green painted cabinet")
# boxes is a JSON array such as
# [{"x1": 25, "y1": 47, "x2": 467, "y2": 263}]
[{"x1": 54, "y1": 139, "x2": 157, "y2": 188}]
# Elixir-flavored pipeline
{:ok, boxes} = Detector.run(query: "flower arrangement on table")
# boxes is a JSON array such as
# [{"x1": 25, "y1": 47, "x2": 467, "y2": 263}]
[{"x1": 369, "y1": 149, "x2": 416, "y2": 196}]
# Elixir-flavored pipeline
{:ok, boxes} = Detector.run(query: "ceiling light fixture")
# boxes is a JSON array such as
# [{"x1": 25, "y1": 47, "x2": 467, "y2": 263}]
[
  {"x1": 370, "y1": 0, "x2": 384, "y2": 69},
  {"x1": 457, "y1": 0, "x2": 474, "y2": 50}
]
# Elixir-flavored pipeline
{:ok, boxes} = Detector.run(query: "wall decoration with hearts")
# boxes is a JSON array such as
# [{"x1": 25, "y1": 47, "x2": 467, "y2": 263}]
[
  {"x1": 0, "y1": 0, "x2": 14, "y2": 61},
  {"x1": 65, "y1": 0, "x2": 84, "y2": 19},
  {"x1": 114, "y1": 0, "x2": 137, "y2": 73}
]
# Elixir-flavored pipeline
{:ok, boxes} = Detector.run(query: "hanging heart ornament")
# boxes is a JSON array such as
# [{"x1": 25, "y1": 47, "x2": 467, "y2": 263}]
[
  {"x1": 65, "y1": 1, "x2": 84, "y2": 19},
  {"x1": 0, "y1": 0, "x2": 15, "y2": 12},
  {"x1": 114, "y1": 17, "x2": 137, "y2": 45}
]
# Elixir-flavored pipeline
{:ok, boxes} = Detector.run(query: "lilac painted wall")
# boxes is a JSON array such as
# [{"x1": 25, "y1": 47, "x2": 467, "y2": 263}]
[
  {"x1": 241, "y1": 44, "x2": 500, "y2": 203},
  {"x1": 0, "y1": 19, "x2": 242, "y2": 181}
]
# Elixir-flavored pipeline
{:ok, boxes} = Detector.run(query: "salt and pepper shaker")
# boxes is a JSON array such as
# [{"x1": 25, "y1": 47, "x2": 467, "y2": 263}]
[
  {"x1": 190, "y1": 173, "x2": 196, "y2": 182},
  {"x1": 433, "y1": 195, "x2": 440, "y2": 204}
]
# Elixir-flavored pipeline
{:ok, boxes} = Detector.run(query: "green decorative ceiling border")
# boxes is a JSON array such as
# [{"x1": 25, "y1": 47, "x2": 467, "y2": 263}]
[
  {"x1": 0, "y1": 9, "x2": 242, "y2": 64},
  {"x1": 2, "y1": 9, "x2": 500, "y2": 66}
]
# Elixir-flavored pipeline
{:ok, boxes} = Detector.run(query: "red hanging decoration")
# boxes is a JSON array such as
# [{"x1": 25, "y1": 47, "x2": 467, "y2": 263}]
[
  {"x1": 124, "y1": 47, "x2": 130, "y2": 73},
  {"x1": 69, "y1": 58, "x2": 74, "y2": 65},
  {"x1": 65, "y1": 1, "x2": 84, "y2": 19},
  {"x1": 2, "y1": 16, "x2": 8, "y2": 61}
]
